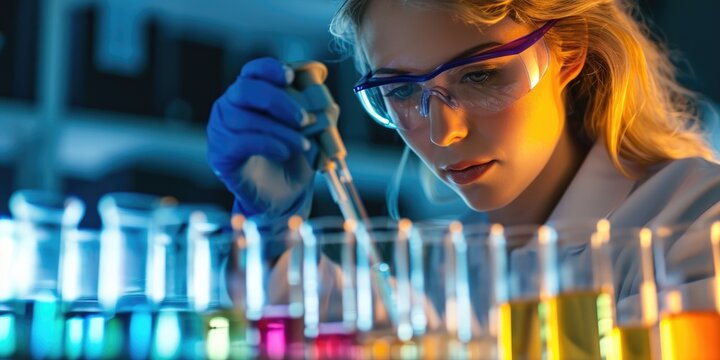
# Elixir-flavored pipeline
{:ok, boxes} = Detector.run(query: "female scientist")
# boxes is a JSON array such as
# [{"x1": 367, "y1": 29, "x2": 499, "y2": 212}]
[{"x1": 207, "y1": 0, "x2": 720, "y2": 303}]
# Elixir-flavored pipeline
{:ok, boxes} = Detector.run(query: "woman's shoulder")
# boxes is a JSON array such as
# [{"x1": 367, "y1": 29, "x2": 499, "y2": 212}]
[
  {"x1": 609, "y1": 156, "x2": 720, "y2": 228},
  {"x1": 645, "y1": 156, "x2": 720, "y2": 187}
]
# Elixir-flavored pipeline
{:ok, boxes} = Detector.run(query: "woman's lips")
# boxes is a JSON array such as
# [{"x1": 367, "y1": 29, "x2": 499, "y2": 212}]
[{"x1": 443, "y1": 161, "x2": 496, "y2": 185}]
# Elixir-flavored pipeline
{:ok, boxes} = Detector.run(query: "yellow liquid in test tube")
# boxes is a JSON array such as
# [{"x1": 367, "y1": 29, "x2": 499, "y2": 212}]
[
  {"x1": 545, "y1": 291, "x2": 613, "y2": 360},
  {"x1": 358, "y1": 332, "x2": 419, "y2": 360},
  {"x1": 420, "y1": 332, "x2": 495, "y2": 359},
  {"x1": 659, "y1": 311, "x2": 720, "y2": 360},
  {"x1": 610, "y1": 325, "x2": 652, "y2": 360},
  {"x1": 498, "y1": 299, "x2": 543, "y2": 360}
]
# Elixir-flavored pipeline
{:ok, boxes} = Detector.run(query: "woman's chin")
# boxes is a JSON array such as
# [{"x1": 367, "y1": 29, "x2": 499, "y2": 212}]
[{"x1": 458, "y1": 188, "x2": 516, "y2": 213}]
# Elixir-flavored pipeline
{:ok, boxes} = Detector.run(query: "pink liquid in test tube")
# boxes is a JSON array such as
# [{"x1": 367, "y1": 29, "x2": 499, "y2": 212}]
[
  {"x1": 252, "y1": 305, "x2": 304, "y2": 359},
  {"x1": 313, "y1": 322, "x2": 357, "y2": 360}
]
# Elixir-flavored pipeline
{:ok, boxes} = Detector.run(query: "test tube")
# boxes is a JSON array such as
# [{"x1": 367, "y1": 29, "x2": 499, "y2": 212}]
[
  {"x1": 448, "y1": 222, "x2": 496, "y2": 359},
  {"x1": 490, "y1": 224, "x2": 545, "y2": 360},
  {"x1": 0, "y1": 218, "x2": 16, "y2": 305},
  {"x1": 653, "y1": 219, "x2": 720, "y2": 360},
  {"x1": 299, "y1": 217, "x2": 360, "y2": 360},
  {"x1": 601, "y1": 227, "x2": 659, "y2": 360},
  {"x1": 98, "y1": 192, "x2": 163, "y2": 359},
  {"x1": 235, "y1": 217, "x2": 305, "y2": 359},
  {"x1": 0, "y1": 218, "x2": 16, "y2": 358},
  {"x1": 150, "y1": 205, "x2": 220, "y2": 359},
  {"x1": 9, "y1": 189, "x2": 85, "y2": 359},
  {"x1": 352, "y1": 217, "x2": 418, "y2": 360},
  {"x1": 187, "y1": 207, "x2": 252, "y2": 360},
  {"x1": 541, "y1": 219, "x2": 614, "y2": 360},
  {"x1": 404, "y1": 220, "x2": 441, "y2": 359},
  {"x1": 61, "y1": 229, "x2": 104, "y2": 359}
]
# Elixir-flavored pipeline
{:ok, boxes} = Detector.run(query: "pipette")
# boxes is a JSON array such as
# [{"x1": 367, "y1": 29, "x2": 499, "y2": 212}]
[
  {"x1": 290, "y1": 61, "x2": 398, "y2": 325},
  {"x1": 289, "y1": 61, "x2": 379, "y2": 262}
]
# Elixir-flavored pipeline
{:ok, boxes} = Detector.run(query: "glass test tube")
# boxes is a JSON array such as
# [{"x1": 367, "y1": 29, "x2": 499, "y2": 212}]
[
  {"x1": 601, "y1": 227, "x2": 659, "y2": 360},
  {"x1": 151, "y1": 205, "x2": 222, "y2": 359},
  {"x1": 300, "y1": 217, "x2": 360, "y2": 360},
  {"x1": 490, "y1": 224, "x2": 546, "y2": 360},
  {"x1": 191, "y1": 209, "x2": 253, "y2": 360},
  {"x1": 0, "y1": 218, "x2": 16, "y2": 358},
  {"x1": 239, "y1": 217, "x2": 305, "y2": 359},
  {"x1": 354, "y1": 218, "x2": 419, "y2": 360},
  {"x1": 540, "y1": 220, "x2": 614, "y2": 360},
  {"x1": 653, "y1": 220, "x2": 720, "y2": 360},
  {"x1": 61, "y1": 229, "x2": 105, "y2": 360},
  {"x1": 10, "y1": 189, "x2": 85, "y2": 359},
  {"x1": 98, "y1": 192, "x2": 163, "y2": 359},
  {"x1": 450, "y1": 222, "x2": 496, "y2": 359},
  {"x1": 403, "y1": 220, "x2": 446, "y2": 360}
]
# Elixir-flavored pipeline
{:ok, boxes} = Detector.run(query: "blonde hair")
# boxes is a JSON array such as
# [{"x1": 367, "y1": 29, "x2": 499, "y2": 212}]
[{"x1": 330, "y1": 0, "x2": 716, "y2": 177}]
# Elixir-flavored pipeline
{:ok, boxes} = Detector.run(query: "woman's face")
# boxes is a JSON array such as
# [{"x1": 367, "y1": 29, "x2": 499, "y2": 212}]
[{"x1": 360, "y1": 1, "x2": 570, "y2": 211}]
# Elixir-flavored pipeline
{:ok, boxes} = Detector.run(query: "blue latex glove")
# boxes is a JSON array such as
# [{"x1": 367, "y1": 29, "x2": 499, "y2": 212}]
[{"x1": 207, "y1": 57, "x2": 318, "y2": 257}]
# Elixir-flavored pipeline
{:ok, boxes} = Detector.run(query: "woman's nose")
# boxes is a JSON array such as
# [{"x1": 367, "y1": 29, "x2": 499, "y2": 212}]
[{"x1": 428, "y1": 97, "x2": 469, "y2": 147}]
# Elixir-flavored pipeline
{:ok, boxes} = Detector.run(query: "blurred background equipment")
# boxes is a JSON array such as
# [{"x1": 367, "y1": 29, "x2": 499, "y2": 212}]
[{"x1": 0, "y1": 0, "x2": 717, "y2": 227}]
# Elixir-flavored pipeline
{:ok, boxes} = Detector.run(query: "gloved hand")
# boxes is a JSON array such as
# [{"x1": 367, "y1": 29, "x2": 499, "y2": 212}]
[{"x1": 207, "y1": 57, "x2": 319, "y2": 246}]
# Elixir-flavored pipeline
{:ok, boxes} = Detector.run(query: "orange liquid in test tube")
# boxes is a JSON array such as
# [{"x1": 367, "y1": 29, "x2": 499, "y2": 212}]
[
  {"x1": 358, "y1": 333, "x2": 419, "y2": 360},
  {"x1": 659, "y1": 311, "x2": 720, "y2": 360}
]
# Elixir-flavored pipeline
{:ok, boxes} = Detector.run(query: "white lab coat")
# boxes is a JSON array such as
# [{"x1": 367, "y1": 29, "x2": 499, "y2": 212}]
[
  {"x1": 260, "y1": 142, "x2": 720, "y2": 329},
  {"x1": 548, "y1": 143, "x2": 720, "y2": 302}
]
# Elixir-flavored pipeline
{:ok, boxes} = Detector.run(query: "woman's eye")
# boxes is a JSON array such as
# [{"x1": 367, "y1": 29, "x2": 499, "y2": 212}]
[
  {"x1": 385, "y1": 84, "x2": 418, "y2": 100},
  {"x1": 462, "y1": 70, "x2": 496, "y2": 84}
]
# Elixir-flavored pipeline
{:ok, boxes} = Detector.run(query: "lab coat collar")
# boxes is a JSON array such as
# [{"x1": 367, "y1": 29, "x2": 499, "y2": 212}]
[{"x1": 546, "y1": 142, "x2": 637, "y2": 223}]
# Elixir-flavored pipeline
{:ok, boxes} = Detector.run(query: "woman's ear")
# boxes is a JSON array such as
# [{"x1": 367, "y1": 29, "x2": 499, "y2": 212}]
[{"x1": 558, "y1": 39, "x2": 588, "y2": 90}]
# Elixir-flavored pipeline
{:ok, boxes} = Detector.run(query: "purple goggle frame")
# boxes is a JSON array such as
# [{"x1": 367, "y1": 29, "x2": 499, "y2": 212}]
[{"x1": 353, "y1": 19, "x2": 558, "y2": 93}]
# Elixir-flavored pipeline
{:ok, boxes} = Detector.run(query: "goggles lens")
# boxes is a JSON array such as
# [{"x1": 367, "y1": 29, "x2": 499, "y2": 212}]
[{"x1": 355, "y1": 31, "x2": 551, "y2": 130}]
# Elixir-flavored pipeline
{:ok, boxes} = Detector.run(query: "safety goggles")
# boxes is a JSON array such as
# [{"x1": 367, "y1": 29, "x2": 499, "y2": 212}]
[{"x1": 353, "y1": 20, "x2": 557, "y2": 130}]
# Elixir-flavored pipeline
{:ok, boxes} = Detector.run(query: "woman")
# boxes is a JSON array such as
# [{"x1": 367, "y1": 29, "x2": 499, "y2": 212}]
[
  {"x1": 211, "y1": 2, "x2": 719, "y2": 358},
  {"x1": 208, "y1": 0, "x2": 718, "y2": 252}
]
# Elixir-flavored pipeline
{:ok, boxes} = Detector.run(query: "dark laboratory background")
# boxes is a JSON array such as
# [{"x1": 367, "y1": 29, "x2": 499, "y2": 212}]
[{"x1": 0, "y1": 0, "x2": 718, "y2": 228}]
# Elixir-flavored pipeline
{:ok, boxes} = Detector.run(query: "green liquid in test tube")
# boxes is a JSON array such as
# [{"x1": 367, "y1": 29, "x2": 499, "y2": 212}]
[
  {"x1": 196, "y1": 211, "x2": 255, "y2": 359},
  {"x1": 98, "y1": 192, "x2": 163, "y2": 359}
]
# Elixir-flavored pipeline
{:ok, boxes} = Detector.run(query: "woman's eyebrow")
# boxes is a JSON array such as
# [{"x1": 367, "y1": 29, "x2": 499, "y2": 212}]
[
  {"x1": 448, "y1": 41, "x2": 502, "y2": 62},
  {"x1": 372, "y1": 41, "x2": 502, "y2": 75}
]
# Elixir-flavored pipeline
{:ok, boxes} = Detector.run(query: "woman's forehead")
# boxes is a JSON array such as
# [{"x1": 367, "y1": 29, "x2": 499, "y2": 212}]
[{"x1": 359, "y1": 1, "x2": 530, "y2": 74}]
